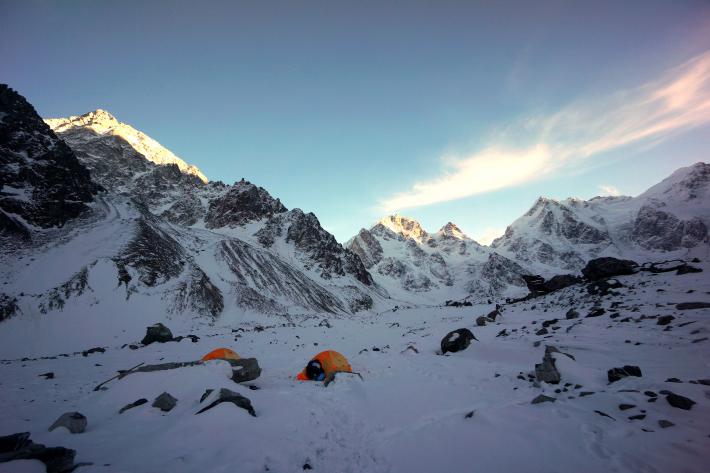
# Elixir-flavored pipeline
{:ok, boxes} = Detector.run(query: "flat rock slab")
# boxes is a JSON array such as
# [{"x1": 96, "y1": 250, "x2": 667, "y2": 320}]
[
  {"x1": 152, "y1": 392, "x2": 177, "y2": 412},
  {"x1": 48, "y1": 412, "x2": 87, "y2": 434},
  {"x1": 676, "y1": 302, "x2": 710, "y2": 310}
]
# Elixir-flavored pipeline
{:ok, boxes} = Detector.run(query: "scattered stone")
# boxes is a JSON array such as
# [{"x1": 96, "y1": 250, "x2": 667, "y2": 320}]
[
  {"x1": 565, "y1": 309, "x2": 579, "y2": 320},
  {"x1": 665, "y1": 378, "x2": 682, "y2": 383},
  {"x1": 618, "y1": 404, "x2": 635, "y2": 411},
  {"x1": 48, "y1": 412, "x2": 87, "y2": 434},
  {"x1": 582, "y1": 257, "x2": 638, "y2": 281},
  {"x1": 152, "y1": 392, "x2": 177, "y2": 412},
  {"x1": 628, "y1": 414, "x2": 646, "y2": 420},
  {"x1": 657, "y1": 315, "x2": 675, "y2": 326},
  {"x1": 119, "y1": 398, "x2": 148, "y2": 414},
  {"x1": 496, "y1": 329, "x2": 509, "y2": 338},
  {"x1": 464, "y1": 411, "x2": 474, "y2": 418},
  {"x1": 531, "y1": 394, "x2": 556, "y2": 404},
  {"x1": 607, "y1": 365, "x2": 642, "y2": 383},
  {"x1": 200, "y1": 389, "x2": 214, "y2": 403},
  {"x1": 141, "y1": 323, "x2": 173, "y2": 345},
  {"x1": 196, "y1": 388, "x2": 256, "y2": 417},
  {"x1": 594, "y1": 410, "x2": 616, "y2": 420},
  {"x1": 82, "y1": 347, "x2": 106, "y2": 357},
  {"x1": 535, "y1": 328, "x2": 549, "y2": 336},
  {"x1": 542, "y1": 318, "x2": 558, "y2": 328},
  {"x1": 440, "y1": 328, "x2": 476, "y2": 354},
  {"x1": 579, "y1": 391, "x2": 595, "y2": 397},
  {"x1": 658, "y1": 420, "x2": 674, "y2": 428},
  {"x1": 586, "y1": 308, "x2": 605, "y2": 318},
  {"x1": 303, "y1": 463, "x2": 313, "y2": 470},
  {"x1": 535, "y1": 349, "x2": 561, "y2": 384},
  {"x1": 39, "y1": 372, "x2": 54, "y2": 380},
  {"x1": 644, "y1": 391, "x2": 657, "y2": 398},
  {"x1": 666, "y1": 392, "x2": 696, "y2": 410},
  {"x1": 696, "y1": 379, "x2": 710, "y2": 386},
  {"x1": 676, "y1": 302, "x2": 710, "y2": 310}
]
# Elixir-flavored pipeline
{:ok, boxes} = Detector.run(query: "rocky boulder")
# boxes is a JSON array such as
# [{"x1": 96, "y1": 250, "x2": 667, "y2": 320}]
[
  {"x1": 582, "y1": 257, "x2": 638, "y2": 280},
  {"x1": 441, "y1": 328, "x2": 477, "y2": 354},
  {"x1": 141, "y1": 323, "x2": 174, "y2": 345},
  {"x1": 47, "y1": 412, "x2": 87, "y2": 434},
  {"x1": 607, "y1": 365, "x2": 642, "y2": 383}
]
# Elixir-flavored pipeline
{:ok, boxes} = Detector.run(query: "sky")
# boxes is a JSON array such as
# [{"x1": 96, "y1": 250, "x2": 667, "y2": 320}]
[{"x1": 2, "y1": 0, "x2": 710, "y2": 243}]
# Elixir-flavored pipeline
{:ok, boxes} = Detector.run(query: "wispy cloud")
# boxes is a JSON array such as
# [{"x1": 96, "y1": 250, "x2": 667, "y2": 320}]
[
  {"x1": 598, "y1": 184, "x2": 621, "y2": 197},
  {"x1": 380, "y1": 51, "x2": 710, "y2": 212}
]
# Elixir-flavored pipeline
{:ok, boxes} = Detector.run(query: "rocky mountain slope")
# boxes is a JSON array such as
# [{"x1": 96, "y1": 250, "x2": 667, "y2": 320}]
[
  {"x1": 491, "y1": 163, "x2": 710, "y2": 275},
  {"x1": 1, "y1": 89, "x2": 383, "y2": 325},
  {"x1": 0, "y1": 85, "x2": 99, "y2": 241},
  {"x1": 347, "y1": 215, "x2": 529, "y2": 304},
  {"x1": 46, "y1": 110, "x2": 208, "y2": 183}
]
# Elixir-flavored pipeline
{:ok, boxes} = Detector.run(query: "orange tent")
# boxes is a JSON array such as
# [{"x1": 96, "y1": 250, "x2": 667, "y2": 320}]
[
  {"x1": 296, "y1": 350, "x2": 352, "y2": 381},
  {"x1": 202, "y1": 348, "x2": 240, "y2": 362}
]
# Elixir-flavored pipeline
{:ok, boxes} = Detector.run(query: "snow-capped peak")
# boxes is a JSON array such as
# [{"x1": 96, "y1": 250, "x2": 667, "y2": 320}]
[
  {"x1": 435, "y1": 222, "x2": 467, "y2": 240},
  {"x1": 378, "y1": 214, "x2": 428, "y2": 241},
  {"x1": 45, "y1": 110, "x2": 208, "y2": 183}
]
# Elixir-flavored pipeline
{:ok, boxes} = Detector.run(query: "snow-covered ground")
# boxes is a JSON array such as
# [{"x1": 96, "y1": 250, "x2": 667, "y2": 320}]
[{"x1": 2, "y1": 262, "x2": 709, "y2": 472}]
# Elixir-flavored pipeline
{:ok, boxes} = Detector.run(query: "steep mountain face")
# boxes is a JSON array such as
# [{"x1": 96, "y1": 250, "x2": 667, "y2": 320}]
[
  {"x1": 46, "y1": 110, "x2": 208, "y2": 183},
  {"x1": 0, "y1": 96, "x2": 383, "y2": 323},
  {"x1": 347, "y1": 216, "x2": 528, "y2": 303},
  {"x1": 491, "y1": 163, "x2": 710, "y2": 275},
  {"x1": 0, "y1": 85, "x2": 98, "y2": 240}
]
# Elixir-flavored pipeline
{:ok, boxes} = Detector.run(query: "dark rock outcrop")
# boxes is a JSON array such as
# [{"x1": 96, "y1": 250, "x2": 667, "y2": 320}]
[
  {"x1": 0, "y1": 85, "x2": 98, "y2": 238},
  {"x1": 205, "y1": 179, "x2": 286, "y2": 228},
  {"x1": 582, "y1": 257, "x2": 638, "y2": 281}
]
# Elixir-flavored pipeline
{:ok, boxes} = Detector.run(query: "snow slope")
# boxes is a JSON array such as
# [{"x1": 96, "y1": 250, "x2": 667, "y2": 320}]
[
  {"x1": 1, "y1": 259, "x2": 708, "y2": 473},
  {"x1": 491, "y1": 163, "x2": 710, "y2": 275}
]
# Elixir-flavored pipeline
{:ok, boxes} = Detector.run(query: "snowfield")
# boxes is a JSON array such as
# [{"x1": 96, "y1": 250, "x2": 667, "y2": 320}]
[{"x1": 2, "y1": 263, "x2": 709, "y2": 473}]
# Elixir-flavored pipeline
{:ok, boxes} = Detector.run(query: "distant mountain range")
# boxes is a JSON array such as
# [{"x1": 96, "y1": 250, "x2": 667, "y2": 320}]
[{"x1": 1, "y1": 84, "x2": 708, "y2": 322}]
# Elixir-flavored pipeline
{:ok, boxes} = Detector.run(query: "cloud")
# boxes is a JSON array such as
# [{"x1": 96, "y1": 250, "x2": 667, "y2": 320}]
[
  {"x1": 380, "y1": 50, "x2": 710, "y2": 212},
  {"x1": 598, "y1": 184, "x2": 621, "y2": 197},
  {"x1": 475, "y1": 227, "x2": 505, "y2": 246}
]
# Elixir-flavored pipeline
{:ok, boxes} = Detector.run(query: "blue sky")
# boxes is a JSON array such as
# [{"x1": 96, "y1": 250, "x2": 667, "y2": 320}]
[{"x1": 2, "y1": 0, "x2": 710, "y2": 243}]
